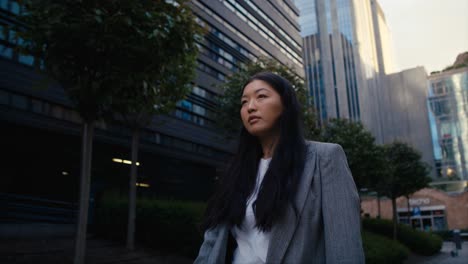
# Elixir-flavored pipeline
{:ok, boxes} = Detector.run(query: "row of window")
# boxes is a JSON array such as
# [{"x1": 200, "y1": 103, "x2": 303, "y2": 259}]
[
  {"x1": 1, "y1": 21, "x2": 221, "y2": 129},
  {"x1": 175, "y1": 85, "x2": 219, "y2": 127},
  {"x1": 430, "y1": 95, "x2": 468, "y2": 117},
  {"x1": 193, "y1": 1, "x2": 258, "y2": 60},
  {"x1": 197, "y1": 42, "x2": 240, "y2": 72},
  {"x1": 194, "y1": 0, "x2": 296, "y2": 68},
  {"x1": 243, "y1": 0, "x2": 301, "y2": 50},
  {"x1": 0, "y1": 24, "x2": 41, "y2": 67},
  {"x1": 174, "y1": 83, "x2": 220, "y2": 127},
  {"x1": 141, "y1": 129, "x2": 227, "y2": 159},
  {"x1": 177, "y1": 99, "x2": 216, "y2": 119},
  {"x1": 275, "y1": 0, "x2": 299, "y2": 21},
  {"x1": 431, "y1": 81, "x2": 454, "y2": 96},
  {"x1": 222, "y1": 0, "x2": 302, "y2": 66},
  {"x1": 197, "y1": 60, "x2": 226, "y2": 81},
  {"x1": 0, "y1": 0, "x2": 20, "y2": 15},
  {"x1": 429, "y1": 99, "x2": 453, "y2": 116},
  {"x1": 175, "y1": 108, "x2": 214, "y2": 127},
  {"x1": 0, "y1": 88, "x2": 225, "y2": 158},
  {"x1": 0, "y1": 43, "x2": 36, "y2": 66},
  {"x1": 192, "y1": 85, "x2": 218, "y2": 102},
  {"x1": 176, "y1": 98, "x2": 216, "y2": 126}
]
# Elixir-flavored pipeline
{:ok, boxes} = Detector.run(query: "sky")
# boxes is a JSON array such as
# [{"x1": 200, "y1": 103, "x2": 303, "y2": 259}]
[{"x1": 378, "y1": 0, "x2": 468, "y2": 73}]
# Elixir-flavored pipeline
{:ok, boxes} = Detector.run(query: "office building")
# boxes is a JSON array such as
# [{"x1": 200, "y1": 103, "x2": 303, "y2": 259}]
[
  {"x1": 427, "y1": 67, "x2": 468, "y2": 180},
  {"x1": 295, "y1": 0, "x2": 437, "y2": 176},
  {"x1": 0, "y1": 0, "x2": 303, "y2": 205},
  {"x1": 378, "y1": 67, "x2": 435, "y2": 176},
  {"x1": 294, "y1": 0, "x2": 396, "y2": 129}
]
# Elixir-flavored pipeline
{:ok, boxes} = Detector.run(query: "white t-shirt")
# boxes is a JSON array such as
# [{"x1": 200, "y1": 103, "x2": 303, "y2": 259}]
[{"x1": 231, "y1": 158, "x2": 272, "y2": 264}]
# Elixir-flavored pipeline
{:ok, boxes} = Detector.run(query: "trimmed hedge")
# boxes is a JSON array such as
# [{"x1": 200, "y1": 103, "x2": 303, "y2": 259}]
[
  {"x1": 363, "y1": 218, "x2": 442, "y2": 256},
  {"x1": 94, "y1": 193, "x2": 206, "y2": 258},
  {"x1": 94, "y1": 194, "x2": 427, "y2": 261},
  {"x1": 362, "y1": 231, "x2": 409, "y2": 264}
]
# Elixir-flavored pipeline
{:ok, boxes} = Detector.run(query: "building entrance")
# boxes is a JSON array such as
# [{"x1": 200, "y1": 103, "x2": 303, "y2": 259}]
[{"x1": 398, "y1": 206, "x2": 447, "y2": 231}]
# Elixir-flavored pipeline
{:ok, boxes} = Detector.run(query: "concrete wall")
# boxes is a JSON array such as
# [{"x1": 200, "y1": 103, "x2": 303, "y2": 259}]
[{"x1": 378, "y1": 66, "x2": 436, "y2": 177}]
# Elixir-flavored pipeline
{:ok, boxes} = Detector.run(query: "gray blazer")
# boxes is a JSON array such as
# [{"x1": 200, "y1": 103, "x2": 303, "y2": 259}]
[{"x1": 194, "y1": 141, "x2": 365, "y2": 264}]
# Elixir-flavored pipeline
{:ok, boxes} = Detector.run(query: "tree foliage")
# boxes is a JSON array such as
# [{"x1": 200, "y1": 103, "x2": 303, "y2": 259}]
[
  {"x1": 375, "y1": 141, "x2": 432, "y2": 239},
  {"x1": 321, "y1": 118, "x2": 383, "y2": 190},
  {"x1": 106, "y1": 0, "x2": 202, "y2": 128},
  {"x1": 376, "y1": 142, "x2": 432, "y2": 200},
  {"x1": 216, "y1": 56, "x2": 320, "y2": 140},
  {"x1": 18, "y1": 0, "x2": 201, "y2": 124}
]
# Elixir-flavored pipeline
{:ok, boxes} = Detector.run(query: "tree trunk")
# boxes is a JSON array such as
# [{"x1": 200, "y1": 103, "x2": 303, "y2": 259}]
[
  {"x1": 127, "y1": 128, "x2": 140, "y2": 251},
  {"x1": 392, "y1": 197, "x2": 398, "y2": 240},
  {"x1": 74, "y1": 121, "x2": 95, "y2": 264},
  {"x1": 377, "y1": 192, "x2": 381, "y2": 219}
]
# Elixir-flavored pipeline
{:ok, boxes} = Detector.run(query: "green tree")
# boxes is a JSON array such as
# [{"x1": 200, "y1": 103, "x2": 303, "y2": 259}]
[
  {"x1": 106, "y1": 0, "x2": 201, "y2": 251},
  {"x1": 216, "y1": 57, "x2": 320, "y2": 140},
  {"x1": 18, "y1": 0, "x2": 200, "y2": 262},
  {"x1": 321, "y1": 118, "x2": 383, "y2": 191},
  {"x1": 375, "y1": 142, "x2": 432, "y2": 240}
]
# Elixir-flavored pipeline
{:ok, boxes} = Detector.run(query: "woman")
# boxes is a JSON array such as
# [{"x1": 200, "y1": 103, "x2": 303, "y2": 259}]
[{"x1": 195, "y1": 72, "x2": 364, "y2": 264}]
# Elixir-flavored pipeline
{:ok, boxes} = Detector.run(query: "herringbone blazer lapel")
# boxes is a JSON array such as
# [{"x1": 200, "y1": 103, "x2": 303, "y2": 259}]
[{"x1": 265, "y1": 144, "x2": 318, "y2": 263}]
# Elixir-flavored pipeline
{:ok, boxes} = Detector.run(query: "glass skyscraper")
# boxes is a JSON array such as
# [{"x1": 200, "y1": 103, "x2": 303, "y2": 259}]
[
  {"x1": 294, "y1": 0, "x2": 395, "y2": 132},
  {"x1": 428, "y1": 68, "x2": 468, "y2": 180}
]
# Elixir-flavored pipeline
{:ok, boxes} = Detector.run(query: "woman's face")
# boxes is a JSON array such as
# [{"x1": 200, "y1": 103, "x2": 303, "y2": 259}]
[{"x1": 240, "y1": 79, "x2": 284, "y2": 138}]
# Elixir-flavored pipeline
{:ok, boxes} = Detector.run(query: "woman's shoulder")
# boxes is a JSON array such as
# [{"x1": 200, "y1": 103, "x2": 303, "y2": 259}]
[{"x1": 305, "y1": 140, "x2": 345, "y2": 158}]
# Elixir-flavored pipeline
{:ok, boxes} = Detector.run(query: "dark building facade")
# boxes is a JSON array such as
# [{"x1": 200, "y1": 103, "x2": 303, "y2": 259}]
[{"x1": 0, "y1": 0, "x2": 303, "y2": 205}]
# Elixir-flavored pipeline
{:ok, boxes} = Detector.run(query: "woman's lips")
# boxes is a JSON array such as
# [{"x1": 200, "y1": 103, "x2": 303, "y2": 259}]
[{"x1": 249, "y1": 117, "x2": 260, "y2": 124}]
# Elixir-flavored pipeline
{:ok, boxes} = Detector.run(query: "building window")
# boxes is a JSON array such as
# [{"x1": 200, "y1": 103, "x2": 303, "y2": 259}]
[
  {"x1": 0, "y1": 44, "x2": 13, "y2": 59},
  {"x1": 11, "y1": 93, "x2": 28, "y2": 110},
  {"x1": 18, "y1": 54, "x2": 34, "y2": 66},
  {"x1": 10, "y1": 0, "x2": 19, "y2": 14},
  {"x1": 197, "y1": 61, "x2": 226, "y2": 81},
  {"x1": 398, "y1": 208, "x2": 446, "y2": 231},
  {"x1": 0, "y1": 0, "x2": 8, "y2": 10}
]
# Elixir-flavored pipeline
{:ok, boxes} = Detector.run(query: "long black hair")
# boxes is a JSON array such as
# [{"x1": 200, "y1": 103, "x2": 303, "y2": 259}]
[{"x1": 202, "y1": 72, "x2": 307, "y2": 232}]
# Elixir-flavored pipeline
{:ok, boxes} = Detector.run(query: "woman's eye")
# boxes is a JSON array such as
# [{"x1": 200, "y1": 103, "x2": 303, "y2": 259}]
[
  {"x1": 258, "y1": 94, "x2": 267, "y2": 99},
  {"x1": 241, "y1": 101, "x2": 247, "y2": 105}
]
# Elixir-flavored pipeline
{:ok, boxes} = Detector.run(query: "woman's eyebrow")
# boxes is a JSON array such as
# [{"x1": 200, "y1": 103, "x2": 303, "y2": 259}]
[
  {"x1": 242, "y1": 88, "x2": 269, "y2": 98},
  {"x1": 254, "y1": 88, "x2": 269, "y2": 94}
]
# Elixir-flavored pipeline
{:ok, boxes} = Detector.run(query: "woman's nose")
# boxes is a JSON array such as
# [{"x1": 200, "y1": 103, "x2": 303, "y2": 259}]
[{"x1": 247, "y1": 100, "x2": 256, "y2": 113}]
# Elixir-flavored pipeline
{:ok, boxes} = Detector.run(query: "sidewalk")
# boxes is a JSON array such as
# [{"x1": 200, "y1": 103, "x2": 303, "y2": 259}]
[
  {"x1": 0, "y1": 235, "x2": 193, "y2": 264},
  {"x1": 404, "y1": 241, "x2": 467, "y2": 264},
  {"x1": 2, "y1": 235, "x2": 466, "y2": 264}
]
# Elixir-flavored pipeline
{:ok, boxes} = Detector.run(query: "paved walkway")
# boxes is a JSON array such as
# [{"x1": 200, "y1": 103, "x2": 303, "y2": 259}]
[
  {"x1": 2, "y1": 235, "x2": 466, "y2": 264},
  {"x1": 0, "y1": 235, "x2": 193, "y2": 264},
  {"x1": 404, "y1": 241, "x2": 467, "y2": 264}
]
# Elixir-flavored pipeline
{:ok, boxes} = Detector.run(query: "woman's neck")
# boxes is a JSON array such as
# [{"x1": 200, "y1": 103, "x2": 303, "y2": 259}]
[{"x1": 259, "y1": 133, "x2": 279, "y2": 159}]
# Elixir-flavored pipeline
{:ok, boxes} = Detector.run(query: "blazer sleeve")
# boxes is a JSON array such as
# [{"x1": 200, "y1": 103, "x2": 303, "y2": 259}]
[
  {"x1": 320, "y1": 144, "x2": 365, "y2": 263},
  {"x1": 194, "y1": 227, "x2": 219, "y2": 264}
]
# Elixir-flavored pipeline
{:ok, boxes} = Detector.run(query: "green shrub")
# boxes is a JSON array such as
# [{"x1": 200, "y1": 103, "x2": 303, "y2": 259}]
[
  {"x1": 94, "y1": 193, "x2": 206, "y2": 258},
  {"x1": 363, "y1": 218, "x2": 442, "y2": 256},
  {"x1": 363, "y1": 231, "x2": 409, "y2": 264}
]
